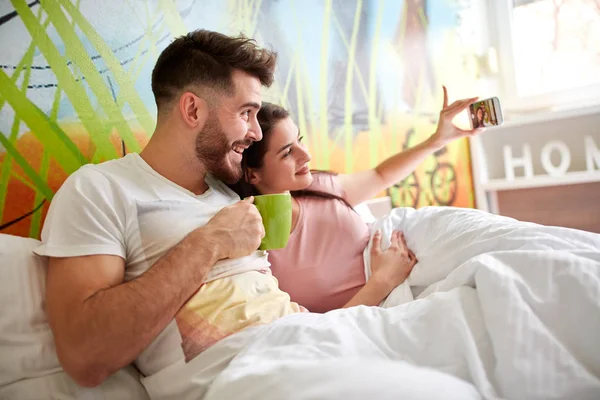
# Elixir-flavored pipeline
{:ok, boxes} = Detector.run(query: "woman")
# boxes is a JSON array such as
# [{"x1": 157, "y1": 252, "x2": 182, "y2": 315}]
[
  {"x1": 231, "y1": 87, "x2": 482, "y2": 313},
  {"x1": 474, "y1": 105, "x2": 491, "y2": 128}
]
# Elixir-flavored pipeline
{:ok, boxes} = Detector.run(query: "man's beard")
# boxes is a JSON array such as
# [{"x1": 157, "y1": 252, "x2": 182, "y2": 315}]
[{"x1": 195, "y1": 115, "x2": 250, "y2": 184}]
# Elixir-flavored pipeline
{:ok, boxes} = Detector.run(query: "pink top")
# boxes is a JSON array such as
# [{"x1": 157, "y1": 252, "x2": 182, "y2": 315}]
[{"x1": 267, "y1": 173, "x2": 370, "y2": 313}]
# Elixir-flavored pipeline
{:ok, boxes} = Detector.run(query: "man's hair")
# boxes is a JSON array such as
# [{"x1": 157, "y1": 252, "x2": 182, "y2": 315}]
[{"x1": 151, "y1": 29, "x2": 277, "y2": 111}]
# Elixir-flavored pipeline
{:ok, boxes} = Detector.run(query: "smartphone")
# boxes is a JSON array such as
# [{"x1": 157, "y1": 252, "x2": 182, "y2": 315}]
[{"x1": 469, "y1": 96, "x2": 503, "y2": 128}]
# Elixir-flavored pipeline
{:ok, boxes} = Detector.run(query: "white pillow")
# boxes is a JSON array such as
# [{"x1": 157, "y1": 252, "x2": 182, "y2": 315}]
[
  {"x1": 0, "y1": 233, "x2": 149, "y2": 399},
  {"x1": 364, "y1": 206, "x2": 600, "y2": 301},
  {"x1": 353, "y1": 203, "x2": 377, "y2": 223},
  {"x1": 0, "y1": 234, "x2": 59, "y2": 387}
]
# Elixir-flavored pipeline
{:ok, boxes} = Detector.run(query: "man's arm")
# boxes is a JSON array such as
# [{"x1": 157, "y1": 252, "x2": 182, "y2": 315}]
[
  {"x1": 46, "y1": 198, "x2": 264, "y2": 388},
  {"x1": 46, "y1": 227, "x2": 219, "y2": 387}
]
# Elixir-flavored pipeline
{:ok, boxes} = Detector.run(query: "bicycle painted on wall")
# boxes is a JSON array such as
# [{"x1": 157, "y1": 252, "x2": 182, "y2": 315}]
[{"x1": 387, "y1": 128, "x2": 458, "y2": 208}]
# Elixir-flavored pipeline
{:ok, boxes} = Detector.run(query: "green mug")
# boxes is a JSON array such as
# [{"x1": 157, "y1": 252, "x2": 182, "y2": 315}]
[{"x1": 252, "y1": 193, "x2": 292, "y2": 250}]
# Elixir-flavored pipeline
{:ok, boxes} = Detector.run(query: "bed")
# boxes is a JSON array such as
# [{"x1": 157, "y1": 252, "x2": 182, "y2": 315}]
[{"x1": 1, "y1": 205, "x2": 600, "y2": 399}]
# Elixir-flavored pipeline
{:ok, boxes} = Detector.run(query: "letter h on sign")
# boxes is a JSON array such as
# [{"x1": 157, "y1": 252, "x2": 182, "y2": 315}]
[{"x1": 503, "y1": 136, "x2": 600, "y2": 180}]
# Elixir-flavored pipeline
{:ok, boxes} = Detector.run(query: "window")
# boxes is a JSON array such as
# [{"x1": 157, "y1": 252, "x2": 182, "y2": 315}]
[{"x1": 491, "y1": 0, "x2": 600, "y2": 113}]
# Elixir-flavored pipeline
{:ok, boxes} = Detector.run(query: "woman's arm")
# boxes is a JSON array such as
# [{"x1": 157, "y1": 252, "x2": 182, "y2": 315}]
[
  {"x1": 342, "y1": 279, "x2": 397, "y2": 308},
  {"x1": 339, "y1": 87, "x2": 481, "y2": 207},
  {"x1": 343, "y1": 230, "x2": 417, "y2": 308}
]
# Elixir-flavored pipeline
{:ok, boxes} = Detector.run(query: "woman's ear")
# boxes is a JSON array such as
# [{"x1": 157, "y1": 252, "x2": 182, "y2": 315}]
[{"x1": 246, "y1": 168, "x2": 261, "y2": 185}]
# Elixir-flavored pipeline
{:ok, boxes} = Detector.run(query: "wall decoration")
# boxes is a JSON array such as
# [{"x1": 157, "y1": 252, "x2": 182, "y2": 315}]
[{"x1": 0, "y1": 0, "x2": 482, "y2": 237}]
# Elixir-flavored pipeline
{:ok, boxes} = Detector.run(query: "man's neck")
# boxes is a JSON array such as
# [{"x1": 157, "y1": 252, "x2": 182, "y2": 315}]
[{"x1": 140, "y1": 127, "x2": 209, "y2": 195}]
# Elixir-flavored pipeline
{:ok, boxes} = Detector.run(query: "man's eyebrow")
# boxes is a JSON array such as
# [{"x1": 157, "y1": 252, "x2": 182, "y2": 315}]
[{"x1": 239, "y1": 102, "x2": 261, "y2": 110}]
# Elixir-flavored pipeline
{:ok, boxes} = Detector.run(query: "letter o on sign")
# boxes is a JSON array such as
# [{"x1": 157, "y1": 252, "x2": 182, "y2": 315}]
[{"x1": 541, "y1": 141, "x2": 571, "y2": 177}]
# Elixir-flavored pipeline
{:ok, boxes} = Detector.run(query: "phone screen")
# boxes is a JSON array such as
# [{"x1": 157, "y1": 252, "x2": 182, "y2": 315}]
[{"x1": 469, "y1": 98, "x2": 502, "y2": 128}]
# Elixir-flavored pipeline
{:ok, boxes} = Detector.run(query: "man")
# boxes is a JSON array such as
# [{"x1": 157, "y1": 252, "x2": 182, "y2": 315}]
[{"x1": 34, "y1": 30, "x2": 303, "y2": 388}]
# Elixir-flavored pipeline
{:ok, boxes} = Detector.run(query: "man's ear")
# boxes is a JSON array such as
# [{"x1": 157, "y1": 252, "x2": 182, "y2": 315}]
[
  {"x1": 179, "y1": 92, "x2": 208, "y2": 128},
  {"x1": 246, "y1": 168, "x2": 261, "y2": 185}
]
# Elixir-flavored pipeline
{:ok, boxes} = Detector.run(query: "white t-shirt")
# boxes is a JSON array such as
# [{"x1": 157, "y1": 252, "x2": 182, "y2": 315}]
[{"x1": 35, "y1": 153, "x2": 302, "y2": 376}]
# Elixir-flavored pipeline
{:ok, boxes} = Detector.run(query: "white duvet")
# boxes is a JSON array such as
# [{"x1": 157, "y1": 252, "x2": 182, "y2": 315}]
[{"x1": 144, "y1": 207, "x2": 600, "y2": 400}]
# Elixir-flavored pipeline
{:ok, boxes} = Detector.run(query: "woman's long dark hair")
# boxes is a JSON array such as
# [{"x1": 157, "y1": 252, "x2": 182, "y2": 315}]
[
  {"x1": 228, "y1": 102, "x2": 352, "y2": 209},
  {"x1": 474, "y1": 105, "x2": 486, "y2": 128}
]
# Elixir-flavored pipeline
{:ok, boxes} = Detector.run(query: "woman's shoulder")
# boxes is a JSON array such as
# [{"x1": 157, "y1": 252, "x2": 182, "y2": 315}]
[{"x1": 307, "y1": 171, "x2": 344, "y2": 196}]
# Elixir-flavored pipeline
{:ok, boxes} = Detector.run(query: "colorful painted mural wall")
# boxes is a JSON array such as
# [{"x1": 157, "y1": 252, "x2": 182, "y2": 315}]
[{"x1": 0, "y1": 0, "x2": 484, "y2": 238}]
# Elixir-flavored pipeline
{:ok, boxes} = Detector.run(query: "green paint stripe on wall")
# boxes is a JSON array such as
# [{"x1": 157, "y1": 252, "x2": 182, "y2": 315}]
[
  {"x1": 0, "y1": 70, "x2": 86, "y2": 174},
  {"x1": 368, "y1": 0, "x2": 385, "y2": 168},
  {"x1": 12, "y1": 0, "x2": 118, "y2": 161},
  {"x1": 29, "y1": 150, "x2": 50, "y2": 238},
  {"x1": 29, "y1": 85, "x2": 63, "y2": 238},
  {"x1": 343, "y1": 0, "x2": 363, "y2": 173},
  {"x1": 319, "y1": 0, "x2": 332, "y2": 169},
  {"x1": 0, "y1": 130, "x2": 54, "y2": 201},
  {"x1": 58, "y1": 0, "x2": 156, "y2": 138},
  {"x1": 159, "y1": 0, "x2": 187, "y2": 37},
  {"x1": 0, "y1": 27, "x2": 39, "y2": 222},
  {"x1": 41, "y1": 0, "x2": 141, "y2": 153}
]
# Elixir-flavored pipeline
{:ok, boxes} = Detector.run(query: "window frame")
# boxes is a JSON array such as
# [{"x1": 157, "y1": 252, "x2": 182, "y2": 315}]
[{"x1": 489, "y1": 0, "x2": 600, "y2": 114}]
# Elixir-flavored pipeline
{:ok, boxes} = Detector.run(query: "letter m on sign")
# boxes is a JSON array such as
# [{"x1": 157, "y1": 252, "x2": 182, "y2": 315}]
[{"x1": 585, "y1": 136, "x2": 600, "y2": 172}]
